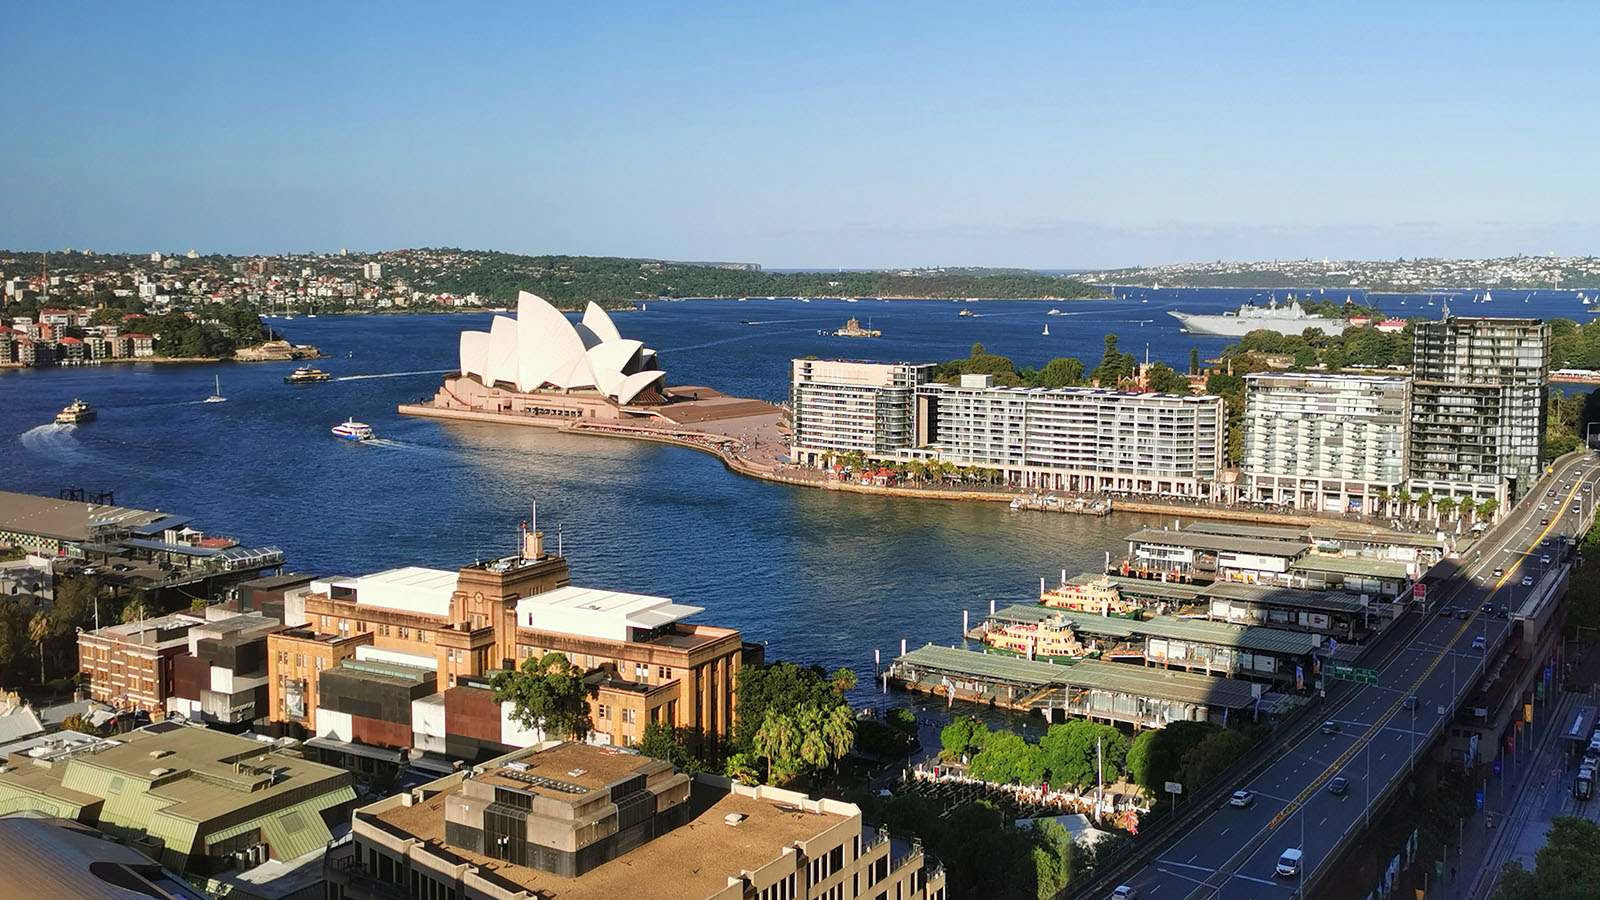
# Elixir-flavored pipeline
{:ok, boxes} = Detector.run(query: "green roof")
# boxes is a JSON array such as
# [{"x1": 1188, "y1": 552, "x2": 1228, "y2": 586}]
[
  {"x1": 895, "y1": 644, "x2": 1257, "y2": 708},
  {"x1": 1290, "y1": 554, "x2": 1412, "y2": 579},
  {"x1": 1125, "y1": 528, "x2": 1308, "y2": 558},
  {"x1": 1199, "y1": 581, "x2": 1369, "y2": 613},
  {"x1": 989, "y1": 604, "x2": 1317, "y2": 656}
]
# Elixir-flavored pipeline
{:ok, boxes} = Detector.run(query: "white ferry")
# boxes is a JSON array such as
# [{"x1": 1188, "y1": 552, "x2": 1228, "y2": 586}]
[{"x1": 331, "y1": 418, "x2": 374, "y2": 441}]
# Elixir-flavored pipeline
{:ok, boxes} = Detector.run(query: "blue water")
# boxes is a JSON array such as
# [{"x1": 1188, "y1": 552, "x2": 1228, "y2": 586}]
[{"x1": 1, "y1": 288, "x2": 1592, "y2": 701}]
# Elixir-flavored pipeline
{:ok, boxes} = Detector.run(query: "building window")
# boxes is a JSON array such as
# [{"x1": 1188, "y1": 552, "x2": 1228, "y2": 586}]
[
  {"x1": 597, "y1": 704, "x2": 609, "y2": 720},
  {"x1": 658, "y1": 666, "x2": 672, "y2": 680},
  {"x1": 398, "y1": 627, "x2": 410, "y2": 640}
]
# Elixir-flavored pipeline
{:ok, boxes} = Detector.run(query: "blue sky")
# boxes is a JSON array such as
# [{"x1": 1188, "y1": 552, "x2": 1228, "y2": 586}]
[{"x1": 3, "y1": 1, "x2": 1597, "y2": 268}]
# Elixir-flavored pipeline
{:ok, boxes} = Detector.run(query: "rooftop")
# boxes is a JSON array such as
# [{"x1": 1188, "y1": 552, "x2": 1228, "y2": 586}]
[
  {"x1": 1125, "y1": 527, "x2": 1309, "y2": 558},
  {"x1": 83, "y1": 613, "x2": 206, "y2": 650},
  {"x1": 990, "y1": 604, "x2": 1319, "y2": 656},
  {"x1": 1290, "y1": 554, "x2": 1413, "y2": 580},
  {"x1": 0, "y1": 816, "x2": 209, "y2": 900},
  {"x1": 475, "y1": 741, "x2": 664, "y2": 800},
  {"x1": 1199, "y1": 582, "x2": 1370, "y2": 614},
  {"x1": 896, "y1": 644, "x2": 1257, "y2": 708},
  {"x1": 314, "y1": 566, "x2": 458, "y2": 616},
  {"x1": 371, "y1": 757, "x2": 857, "y2": 900},
  {"x1": 0, "y1": 723, "x2": 351, "y2": 825},
  {"x1": 0, "y1": 490, "x2": 172, "y2": 543},
  {"x1": 1067, "y1": 573, "x2": 1206, "y2": 603}
]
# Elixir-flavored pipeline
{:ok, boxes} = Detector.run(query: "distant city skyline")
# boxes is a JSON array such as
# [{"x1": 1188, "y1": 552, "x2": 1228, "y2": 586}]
[{"x1": 3, "y1": 2, "x2": 1597, "y2": 268}]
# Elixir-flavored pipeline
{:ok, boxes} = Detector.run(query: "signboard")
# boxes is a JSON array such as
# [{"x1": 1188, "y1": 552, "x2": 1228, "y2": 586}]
[
  {"x1": 1413, "y1": 582, "x2": 1427, "y2": 601},
  {"x1": 1164, "y1": 781, "x2": 1183, "y2": 795},
  {"x1": 1332, "y1": 664, "x2": 1379, "y2": 684}
]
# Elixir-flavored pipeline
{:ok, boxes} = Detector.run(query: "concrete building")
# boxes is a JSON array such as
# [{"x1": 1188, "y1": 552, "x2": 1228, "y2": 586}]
[
  {"x1": 329, "y1": 741, "x2": 943, "y2": 900},
  {"x1": 914, "y1": 375, "x2": 1226, "y2": 496},
  {"x1": 789, "y1": 359, "x2": 933, "y2": 466},
  {"x1": 361, "y1": 262, "x2": 383, "y2": 281},
  {"x1": 267, "y1": 532, "x2": 757, "y2": 765},
  {"x1": 1409, "y1": 315, "x2": 1550, "y2": 503},
  {"x1": 1241, "y1": 372, "x2": 1411, "y2": 512},
  {"x1": 0, "y1": 723, "x2": 354, "y2": 878}
]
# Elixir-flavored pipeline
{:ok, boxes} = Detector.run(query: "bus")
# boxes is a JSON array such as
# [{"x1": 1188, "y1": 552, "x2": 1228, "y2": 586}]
[{"x1": 1576, "y1": 767, "x2": 1594, "y2": 801}]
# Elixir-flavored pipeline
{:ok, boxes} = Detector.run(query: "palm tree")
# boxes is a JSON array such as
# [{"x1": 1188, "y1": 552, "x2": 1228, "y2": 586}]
[
  {"x1": 1436, "y1": 496, "x2": 1457, "y2": 529},
  {"x1": 794, "y1": 706, "x2": 830, "y2": 774},
  {"x1": 1479, "y1": 498, "x2": 1499, "y2": 523},
  {"x1": 28, "y1": 611, "x2": 52, "y2": 685},
  {"x1": 818, "y1": 703, "x2": 856, "y2": 770},
  {"x1": 754, "y1": 709, "x2": 799, "y2": 784},
  {"x1": 1416, "y1": 492, "x2": 1433, "y2": 524},
  {"x1": 1374, "y1": 488, "x2": 1390, "y2": 518},
  {"x1": 830, "y1": 667, "x2": 858, "y2": 695},
  {"x1": 1396, "y1": 490, "x2": 1414, "y2": 520}
]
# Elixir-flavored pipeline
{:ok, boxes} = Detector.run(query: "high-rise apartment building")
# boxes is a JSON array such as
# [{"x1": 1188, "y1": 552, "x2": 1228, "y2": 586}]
[
  {"x1": 914, "y1": 375, "x2": 1226, "y2": 496},
  {"x1": 1241, "y1": 373, "x2": 1411, "y2": 512},
  {"x1": 790, "y1": 359, "x2": 933, "y2": 466},
  {"x1": 1409, "y1": 316, "x2": 1549, "y2": 503},
  {"x1": 361, "y1": 261, "x2": 383, "y2": 281}
]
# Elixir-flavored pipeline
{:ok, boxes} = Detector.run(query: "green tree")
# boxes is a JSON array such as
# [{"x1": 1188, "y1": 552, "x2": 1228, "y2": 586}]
[
  {"x1": 1189, "y1": 347, "x2": 1200, "y2": 375},
  {"x1": 1040, "y1": 720, "x2": 1129, "y2": 789},
  {"x1": 638, "y1": 721, "x2": 699, "y2": 772},
  {"x1": 1179, "y1": 728, "x2": 1254, "y2": 788},
  {"x1": 754, "y1": 708, "x2": 801, "y2": 783},
  {"x1": 830, "y1": 667, "x2": 858, "y2": 694},
  {"x1": 971, "y1": 342, "x2": 985, "y2": 358},
  {"x1": 941, "y1": 717, "x2": 990, "y2": 759},
  {"x1": 0, "y1": 599, "x2": 28, "y2": 668},
  {"x1": 120, "y1": 596, "x2": 149, "y2": 624},
  {"x1": 28, "y1": 611, "x2": 52, "y2": 684},
  {"x1": 1125, "y1": 721, "x2": 1219, "y2": 795},
  {"x1": 491, "y1": 651, "x2": 593, "y2": 740},
  {"x1": 1493, "y1": 816, "x2": 1600, "y2": 899},
  {"x1": 1143, "y1": 362, "x2": 1192, "y2": 394},
  {"x1": 1029, "y1": 818, "x2": 1076, "y2": 899},
  {"x1": 733, "y1": 661, "x2": 848, "y2": 754},
  {"x1": 1090, "y1": 334, "x2": 1136, "y2": 386},
  {"x1": 724, "y1": 751, "x2": 761, "y2": 785},
  {"x1": 1038, "y1": 357, "x2": 1086, "y2": 388},
  {"x1": 61, "y1": 713, "x2": 97, "y2": 734},
  {"x1": 969, "y1": 731, "x2": 1046, "y2": 785}
]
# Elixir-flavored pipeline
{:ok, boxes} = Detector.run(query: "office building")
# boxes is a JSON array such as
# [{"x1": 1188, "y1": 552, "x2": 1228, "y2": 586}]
[
  {"x1": 790, "y1": 359, "x2": 934, "y2": 466},
  {"x1": 329, "y1": 740, "x2": 944, "y2": 900},
  {"x1": 1409, "y1": 316, "x2": 1549, "y2": 503},
  {"x1": 0, "y1": 723, "x2": 354, "y2": 877},
  {"x1": 268, "y1": 531, "x2": 757, "y2": 766},
  {"x1": 1241, "y1": 372, "x2": 1411, "y2": 512},
  {"x1": 914, "y1": 375, "x2": 1225, "y2": 496},
  {"x1": 361, "y1": 261, "x2": 383, "y2": 281}
]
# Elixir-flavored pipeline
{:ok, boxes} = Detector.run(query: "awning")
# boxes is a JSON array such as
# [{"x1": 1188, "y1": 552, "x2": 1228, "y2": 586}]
[{"x1": 303, "y1": 736, "x2": 407, "y2": 764}]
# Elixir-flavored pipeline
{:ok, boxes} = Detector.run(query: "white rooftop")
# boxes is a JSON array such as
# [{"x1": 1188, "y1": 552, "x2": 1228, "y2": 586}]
[
  {"x1": 313, "y1": 566, "x2": 457, "y2": 617},
  {"x1": 516, "y1": 585, "x2": 704, "y2": 643}
]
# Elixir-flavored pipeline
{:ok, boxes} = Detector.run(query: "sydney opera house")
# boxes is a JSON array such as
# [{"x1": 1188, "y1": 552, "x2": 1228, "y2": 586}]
[{"x1": 455, "y1": 290, "x2": 668, "y2": 406}]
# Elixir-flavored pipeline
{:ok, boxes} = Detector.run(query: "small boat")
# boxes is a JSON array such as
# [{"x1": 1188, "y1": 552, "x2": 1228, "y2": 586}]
[
  {"x1": 204, "y1": 375, "x2": 226, "y2": 403},
  {"x1": 284, "y1": 366, "x2": 332, "y2": 384},
  {"x1": 331, "y1": 418, "x2": 374, "y2": 441},
  {"x1": 1047, "y1": 308, "x2": 1063, "y2": 315},
  {"x1": 1042, "y1": 324, "x2": 1050, "y2": 335},
  {"x1": 958, "y1": 309, "x2": 974, "y2": 317},
  {"x1": 55, "y1": 398, "x2": 95, "y2": 424}
]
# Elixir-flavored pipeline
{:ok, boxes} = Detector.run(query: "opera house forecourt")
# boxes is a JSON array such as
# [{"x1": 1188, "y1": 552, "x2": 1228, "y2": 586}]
[{"x1": 399, "y1": 291, "x2": 789, "y2": 465}]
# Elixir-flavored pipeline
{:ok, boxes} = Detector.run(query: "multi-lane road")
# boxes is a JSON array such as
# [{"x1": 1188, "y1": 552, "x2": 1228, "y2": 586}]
[{"x1": 1119, "y1": 452, "x2": 1600, "y2": 900}]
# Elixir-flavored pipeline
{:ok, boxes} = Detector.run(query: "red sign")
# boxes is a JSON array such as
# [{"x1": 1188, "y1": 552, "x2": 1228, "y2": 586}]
[{"x1": 1413, "y1": 583, "x2": 1427, "y2": 601}]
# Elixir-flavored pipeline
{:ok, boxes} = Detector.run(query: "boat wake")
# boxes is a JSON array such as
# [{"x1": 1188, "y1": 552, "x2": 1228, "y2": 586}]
[
  {"x1": 19, "y1": 423, "x2": 80, "y2": 453},
  {"x1": 335, "y1": 369, "x2": 455, "y2": 382}
]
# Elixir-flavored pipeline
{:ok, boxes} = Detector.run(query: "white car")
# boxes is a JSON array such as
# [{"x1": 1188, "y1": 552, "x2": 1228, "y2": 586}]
[
  {"x1": 1111, "y1": 887, "x2": 1139, "y2": 900},
  {"x1": 1472, "y1": 635, "x2": 1486, "y2": 650},
  {"x1": 1229, "y1": 790, "x2": 1255, "y2": 808},
  {"x1": 1277, "y1": 847, "x2": 1303, "y2": 877},
  {"x1": 1522, "y1": 575, "x2": 1535, "y2": 586}
]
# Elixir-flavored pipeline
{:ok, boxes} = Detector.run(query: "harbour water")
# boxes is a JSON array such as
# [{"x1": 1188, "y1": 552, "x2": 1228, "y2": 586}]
[{"x1": 2, "y1": 289, "x2": 1593, "y2": 704}]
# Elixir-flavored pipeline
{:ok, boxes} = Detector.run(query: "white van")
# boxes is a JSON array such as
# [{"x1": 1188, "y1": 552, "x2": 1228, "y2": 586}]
[{"x1": 1276, "y1": 847, "x2": 1303, "y2": 877}]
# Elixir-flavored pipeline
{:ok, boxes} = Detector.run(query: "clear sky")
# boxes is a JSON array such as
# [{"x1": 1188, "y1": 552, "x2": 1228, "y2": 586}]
[{"x1": 3, "y1": 1, "x2": 1597, "y2": 268}]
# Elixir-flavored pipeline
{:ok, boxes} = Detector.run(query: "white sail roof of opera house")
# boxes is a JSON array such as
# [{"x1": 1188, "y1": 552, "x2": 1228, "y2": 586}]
[{"x1": 457, "y1": 291, "x2": 667, "y2": 404}]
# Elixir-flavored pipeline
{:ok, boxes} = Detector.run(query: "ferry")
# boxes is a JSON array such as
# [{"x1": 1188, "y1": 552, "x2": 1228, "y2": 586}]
[
  {"x1": 284, "y1": 366, "x2": 332, "y2": 384},
  {"x1": 1040, "y1": 575, "x2": 1142, "y2": 618},
  {"x1": 331, "y1": 418, "x2": 374, "y2": 441},
  {"x1": 55, "y1": 398, "x2": 95, "y2": 424},
  {"x1": 983, "y1": 615, "x2": 1092, "y2": 663}
]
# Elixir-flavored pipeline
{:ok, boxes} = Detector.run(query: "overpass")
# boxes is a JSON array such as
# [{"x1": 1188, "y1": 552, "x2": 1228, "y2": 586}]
[{"x1": 1101, "y1": 452, "x2": 1600, "y2": 900}]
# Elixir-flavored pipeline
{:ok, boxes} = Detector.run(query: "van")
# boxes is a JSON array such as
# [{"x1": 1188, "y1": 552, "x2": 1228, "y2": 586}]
[{"x1": 1277, "y1": 847, "x2": 1303, "y2": 877}]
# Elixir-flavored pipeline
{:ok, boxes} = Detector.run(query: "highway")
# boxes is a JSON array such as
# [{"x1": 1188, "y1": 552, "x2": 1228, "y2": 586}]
[{"x1": 1118, "y1": 452, "x2": 1600, "y2": 900}]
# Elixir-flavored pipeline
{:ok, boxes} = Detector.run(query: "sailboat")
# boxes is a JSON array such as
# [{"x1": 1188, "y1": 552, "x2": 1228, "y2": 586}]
[
  {"x1": 1043, "y1": 323, "x2": 1050, "y2": 336},
  {"x1": 204, "y1": 375, "x2": 226, "y2": 403},
  {"x1": 1483, "y1": 290, "x2": 1494, "y2": 303}
]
